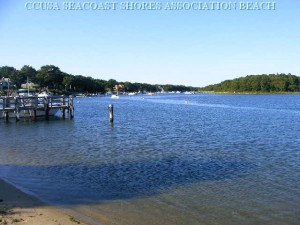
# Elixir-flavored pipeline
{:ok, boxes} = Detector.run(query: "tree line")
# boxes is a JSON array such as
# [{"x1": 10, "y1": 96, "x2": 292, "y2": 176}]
[
  {"x1": 0, "y1": 65, "x2": 196, "y2": 94},
  {"x1": 201, "y1": 74, "x2": 300, "y2": 93}
]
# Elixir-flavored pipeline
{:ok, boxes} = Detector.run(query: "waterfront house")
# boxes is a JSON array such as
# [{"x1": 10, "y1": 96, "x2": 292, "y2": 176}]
[{"x1": 0, "y1": 77, "x2": 16, "y2": 90}]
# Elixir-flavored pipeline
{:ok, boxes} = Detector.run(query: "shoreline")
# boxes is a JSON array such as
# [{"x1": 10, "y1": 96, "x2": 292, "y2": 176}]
[
  {"x1": 0, "y1": 178, "x2": 90, "y2": 225},
  {"x1": 202, "y1": 91, "x2": 300, "y2": 95}
]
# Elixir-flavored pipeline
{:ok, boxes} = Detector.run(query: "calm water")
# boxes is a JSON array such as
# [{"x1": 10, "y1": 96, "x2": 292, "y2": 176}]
[{"x1": 0, "y1": 94, "x2": 300, "y2": 225}]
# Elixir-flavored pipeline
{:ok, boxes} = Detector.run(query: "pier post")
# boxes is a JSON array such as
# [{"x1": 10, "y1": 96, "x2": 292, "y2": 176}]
[
  {"x1": 108, "y1": 104, "x2": 114, "y2": 123},
  {"x1": 62, "y1": 97, "x2": 65, "y2": 119},
  {"x1": 33, "y1": 97, "x2": 37, "y2": 121},
  {"x1": 16, "y1": 110, "x2": 20, "y2": 122},
  {"x1": 69, "y1": 96, "x2": 74, "y2": 119},
  {"x1": 5, "y1": 111, "x2": 9, "y2": 122},
  {"x1": 70, "y1": 108, "x2": 74, "y2": 119},
  {"x1": 33, "y1": 110, "x2": 37, "y2": 121},
  {"x1": 15, "y1": 97, "x2": 19, "y2": 122},
  {"x1": 4, "y1": 97, "x2": 9, "y2": 122},
  {"x1": 45, "y1": 98, "x2": 50, "y2": 120}
]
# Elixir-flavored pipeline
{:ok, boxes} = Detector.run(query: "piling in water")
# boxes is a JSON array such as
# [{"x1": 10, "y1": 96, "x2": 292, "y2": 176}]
[{"x1": 108, "y1": 104, "x2": 114, "y2": 123}]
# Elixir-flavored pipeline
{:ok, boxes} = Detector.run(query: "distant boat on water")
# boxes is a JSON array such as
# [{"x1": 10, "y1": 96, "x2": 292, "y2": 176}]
[
  {"x1": 111, "y1": 89, "x2": 119, "y2": 99},
  {"x1": 76, "y1": 94, "x2": 86, "y2": 98},
  {"x1": 111, "y1": 94, "x2": 119, "y2": 99},
  {"x1": 184, "y1": 91, "x2": 195, "y2": 95},
  {"x1": 128, "y1": 92, "x2": 137, "y2": 96}
]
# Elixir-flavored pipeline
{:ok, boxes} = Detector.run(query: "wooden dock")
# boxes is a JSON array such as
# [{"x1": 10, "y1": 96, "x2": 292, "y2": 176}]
[{"x1": 0, "y1": 95, "x2": 74, "y2": 121}]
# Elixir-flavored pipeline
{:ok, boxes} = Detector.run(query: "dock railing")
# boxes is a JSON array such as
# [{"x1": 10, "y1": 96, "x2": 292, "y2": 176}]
[{"x1": 0, "y1": 95, "x2": 74, "y2": 121}]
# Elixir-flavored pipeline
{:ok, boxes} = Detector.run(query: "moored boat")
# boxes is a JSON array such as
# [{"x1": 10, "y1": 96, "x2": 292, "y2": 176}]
[{"x1": 111, "y1": 94, "x2": 119, "y2": 99}]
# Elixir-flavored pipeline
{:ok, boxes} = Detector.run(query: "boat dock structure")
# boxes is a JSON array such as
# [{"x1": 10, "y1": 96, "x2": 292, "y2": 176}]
[{"x1": 0, "y1": 95, "x2": 74, "y2": 121}]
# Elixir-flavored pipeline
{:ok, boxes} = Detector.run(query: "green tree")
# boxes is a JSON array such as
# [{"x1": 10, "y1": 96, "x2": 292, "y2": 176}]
[
  {"x1": 0, "y1": 66, "x2": 24, "y2": 88},
  {"x1": 201, "y1": 74, "x2": 300, "y2": 93},
  {"x1": 0, "y1": 66, "x2": 16, "y2": 78},
  {"x1": 62, "y1": 74, "x2": 75, "y2": 91},
  {"x1": 36, "y1": 65, "x2": 64, "y2": 89},
  {"x1": 19, "y1": 65, "x2": 38, "y2": 84},
  {"x1": 107, "y1": 79, "x2": 117, "y2": 91}
]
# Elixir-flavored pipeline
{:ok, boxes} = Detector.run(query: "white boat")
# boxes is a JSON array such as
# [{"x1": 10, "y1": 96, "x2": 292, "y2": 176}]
[
  {"x1": 111, "y1": 94, "x2": 119, "y2": 99},
  {"x1": 128, "y1": 92, "x2": 137, "y2": 96},
  {"x1": 184, "y1": 91, "x2": 195, "y2": 95},
  {"x1": 76, "y1": 94, "x2": 86, "y2": 98},
  {"x1": 111, "y1": 90, "x2": 120, "y2": 99},
  {"x1": 17, "y1": 89, "x2": 37, "y2": 97},
  {"x1": 38, "y1": 90, "x2": 54, "y2": 98}
]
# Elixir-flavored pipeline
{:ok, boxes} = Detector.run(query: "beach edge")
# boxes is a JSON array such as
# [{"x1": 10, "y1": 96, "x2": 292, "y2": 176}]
[{"x1": 0, "y1": 178, "x2": 89, "y2": 225}]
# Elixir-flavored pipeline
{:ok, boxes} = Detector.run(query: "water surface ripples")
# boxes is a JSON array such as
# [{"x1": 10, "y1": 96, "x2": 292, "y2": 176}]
[{"x1": 0, "y1": 94, "x2": 299, "y2": 225}]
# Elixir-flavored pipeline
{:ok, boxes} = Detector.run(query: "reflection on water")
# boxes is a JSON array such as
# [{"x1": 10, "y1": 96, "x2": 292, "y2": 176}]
[
  {"x1": 0, "y1": 158, "x2": 252, "y2": 204},
  {"x1": 0, "y1": 94, "x2": 300, "y2": 225}
]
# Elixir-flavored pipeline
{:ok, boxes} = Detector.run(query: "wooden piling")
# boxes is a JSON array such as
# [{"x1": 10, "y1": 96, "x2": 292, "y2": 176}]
[
  {"x1": 33, "y1": 97, "x2": 37, "y2": 121},
  {"x1": 33, "y1": 110, "x2": 37, "y2": 121},
  {"x1": 5, "y1": 111, "x2": 9, "y2": 122},
  {"x1": 69, "y1": 95, "x2": 74, "y2": 119},
  {"x1": 62, "y1": 97, "x2": 65, "y2": 119},
  {"x1": 16, "y1": 110, "x2": 20, "y2": 122},
  {"x1": 70, "y1": 107, "x2": 74, "y2": 119},
  {"x1": 15, "y1": 97, "x2": 19, "y2": 122},
  {"x1": 108, "y1": 104, "x2": 114, "y2": 123},
  {"x1": 4, "y1": 97, "x2": 9, "y2": 121},
  {"x1": 45, "y1": 98, "x2": 50, "y2": 120}
]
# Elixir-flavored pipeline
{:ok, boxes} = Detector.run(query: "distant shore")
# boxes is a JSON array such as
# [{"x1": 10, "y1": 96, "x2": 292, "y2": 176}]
[
  {"x1": 0, "y1": 178, "x2": 89, "y2": 225},
  {"x1": 210, "y1": 91, "x2": 300, "y2": 95}
]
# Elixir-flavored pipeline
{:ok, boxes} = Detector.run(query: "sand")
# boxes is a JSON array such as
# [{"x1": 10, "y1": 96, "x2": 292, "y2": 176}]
[{"x1": 0, "y1": 178, "x2": 90, "y2": 225}]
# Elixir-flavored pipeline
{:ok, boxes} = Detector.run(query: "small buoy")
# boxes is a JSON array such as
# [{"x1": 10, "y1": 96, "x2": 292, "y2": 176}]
[
  {"x1": 77, "y1": 101, "x2": 80, "y2": 103},
  {"x1": 185, "y1": 100, "x2": 188, "y2": 104}
]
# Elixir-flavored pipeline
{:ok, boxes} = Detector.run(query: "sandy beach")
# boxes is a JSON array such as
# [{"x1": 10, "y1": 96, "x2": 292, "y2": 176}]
[{"x1": 0, "y1": 178, "x2": 89, "y2": 225}]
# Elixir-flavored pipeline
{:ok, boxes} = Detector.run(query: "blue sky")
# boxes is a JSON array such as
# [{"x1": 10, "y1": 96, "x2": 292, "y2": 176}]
[{"x1": 0, "y1": 0, "x2": 299, "y2": 87}]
